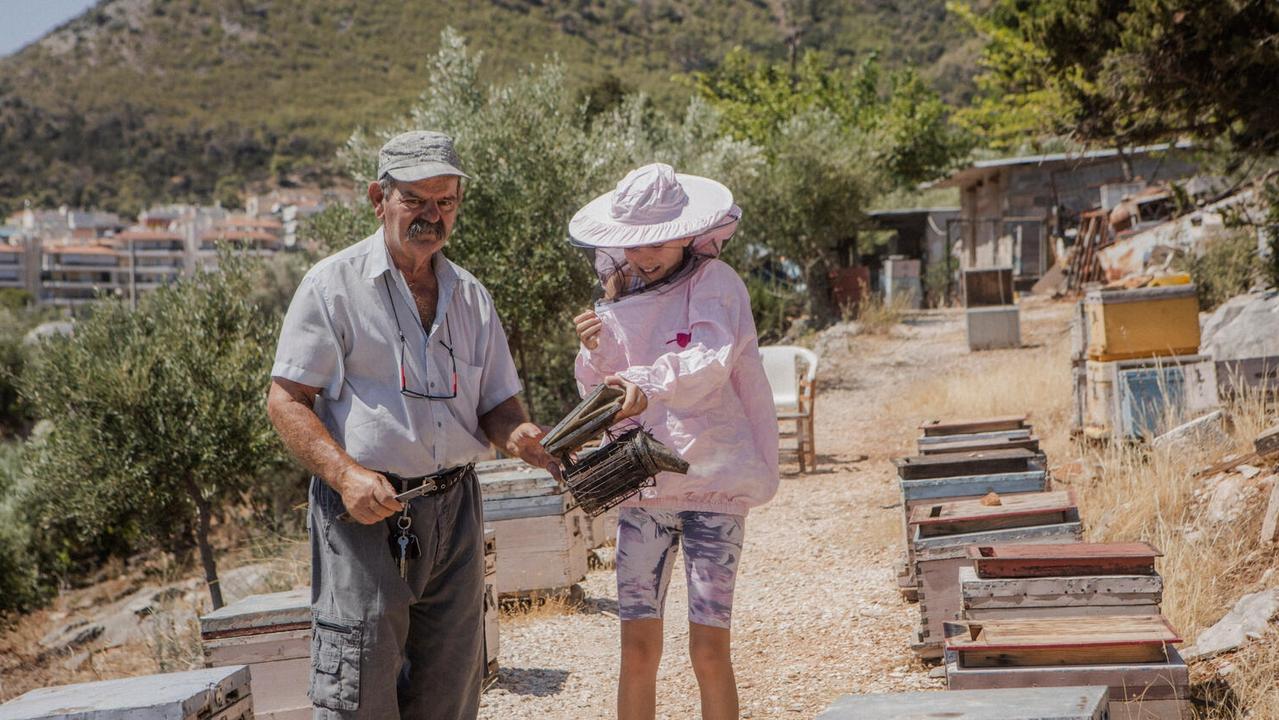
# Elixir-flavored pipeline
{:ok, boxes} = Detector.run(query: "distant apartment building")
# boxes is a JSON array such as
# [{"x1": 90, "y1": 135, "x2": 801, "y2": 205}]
[
  {"x1": 41, "y1": 243, "x2": 123, "y2": 307},
  {"x1": 4, "y1": 200, "x2": 303, "y2": 309}
]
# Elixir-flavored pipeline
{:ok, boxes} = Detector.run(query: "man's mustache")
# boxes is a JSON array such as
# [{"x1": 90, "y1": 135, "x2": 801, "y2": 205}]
[{"x1": 407, "y1": 217, "x2": 445, "y2": 240}]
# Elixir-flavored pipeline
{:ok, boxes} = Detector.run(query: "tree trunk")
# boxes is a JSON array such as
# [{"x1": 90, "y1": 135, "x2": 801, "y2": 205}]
[
  {"x1": 510, "y1": 325, "x2": 536, "y2": 423},
  {"x1": 185, "y1": 478, "x2": 224, "y2": 610},
  {"x1": 804, "y1": 256, "x2": 839, "y2": 328}
]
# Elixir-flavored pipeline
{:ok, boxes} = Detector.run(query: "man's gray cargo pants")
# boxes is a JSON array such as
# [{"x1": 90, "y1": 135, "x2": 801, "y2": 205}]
[{"x1": 307, "y1": 470, "x2": 484, "y2": 720}]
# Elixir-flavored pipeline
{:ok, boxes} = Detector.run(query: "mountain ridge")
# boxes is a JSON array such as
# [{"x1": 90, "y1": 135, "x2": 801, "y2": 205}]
[{"x1": 0, "y1": 0, "x2": 979, "y2": 215}]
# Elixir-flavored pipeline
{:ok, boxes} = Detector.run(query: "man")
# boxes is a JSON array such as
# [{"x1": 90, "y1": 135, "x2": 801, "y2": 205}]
[{"x1": 266, "y1": 130, "x2": 645, "y2": 720}]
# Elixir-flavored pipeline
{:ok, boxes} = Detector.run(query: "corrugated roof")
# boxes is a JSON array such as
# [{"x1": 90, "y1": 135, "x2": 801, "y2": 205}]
[{"x1": 932, "y1": 142, "x2": 1194, "y2": 189}]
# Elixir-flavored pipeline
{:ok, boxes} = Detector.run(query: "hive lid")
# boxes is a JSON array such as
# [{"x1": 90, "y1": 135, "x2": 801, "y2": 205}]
[
  {"x1": 967, "y1": 541, "x2": 1161, "y2": 578},
  {"x1": 946, "y1": 614, "x2": 1182, "y2": 652},
  {"x1": 0, "y1": 665, "x2": 251, "y2": 720},
  {"x1": 476, "y1": 459, "x2": 560, "y2": 500},
  {"x1": 909, "y1": 490, "x2": 1075, "y2": 526},
  {"x1": 918, "y1": 415, "x2": 1028, "y2": 437},
  {"x1": 199, "y1": 588, "x2": 311, "y2": 637}
]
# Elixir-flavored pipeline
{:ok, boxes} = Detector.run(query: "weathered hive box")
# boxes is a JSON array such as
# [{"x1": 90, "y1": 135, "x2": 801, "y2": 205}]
[
  {"x1": 917, "y1": 428, "x2": 1041, "y2": 455},
  {"x1": 200, "y1": 589, "x2": 309, "y2": 720},
  {"x1": 966, "y1": 305, "x2": 1021, "y2": 351},
  {"x1": 895, "y1": 447, "x2": 1043, "y2": 481},
  {"x1": 909, "y1": 491, "x2": 1083, "y2": 658},
  {"x1": 583, "y1": 507, "x2": 619, "y2": 550},
  {"x1": 1085, "y1": 354, "x2": 1218, "y2": 440},
  {"x1": 476, "y1": 459, "x2": 588, "y2": 596},
  {"x1": 1217, "y1": 355, "x2": 1279, "y2": 399},
  {"x1": 960, "y1": 540, "x2": 1163, "y2": 622},
  {"x1": 963, "y1": 267, "x2": 1016, "y2": 308},
  {"x1": 919, "y1": 415, "x2": 1030, "y2": 438},
  {"x1": 1085, "y1": 284, "x2": 1200, "y2": 362},
  {"x1": 895, "y1": 471, "x2": 1050, "y2": 600},
  {"x1": 483, "y1": 527, "x2": 499, "y2": 688},
  {"x1": 945, "y1": 616, "x2": 1189, "y2": 720},
  {"x1": 816, "y1": 686, "x2": 1109, "y2": 720},
  {"x1": 0, "y1": 665, "x2": 253, "y2": 720}
]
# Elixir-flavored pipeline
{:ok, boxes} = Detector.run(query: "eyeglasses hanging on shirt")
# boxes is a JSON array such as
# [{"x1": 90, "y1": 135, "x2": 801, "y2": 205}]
[{"x1": 382, "y1": 275, "x2": 458, "y2": 400}]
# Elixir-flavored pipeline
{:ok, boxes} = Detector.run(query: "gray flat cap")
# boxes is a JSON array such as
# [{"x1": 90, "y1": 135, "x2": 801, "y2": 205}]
[{"x1": 377, "y1": 130, "x2": 470, "y2": 183}]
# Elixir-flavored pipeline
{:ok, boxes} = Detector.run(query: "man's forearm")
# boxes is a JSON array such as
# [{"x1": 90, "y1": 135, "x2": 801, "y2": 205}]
[
  {"x1": 267, "y1": 383, "x2": 358, "y2": 489},
  {"x1": 478, "y1": 395, "x2": 529, "y2": 455}
]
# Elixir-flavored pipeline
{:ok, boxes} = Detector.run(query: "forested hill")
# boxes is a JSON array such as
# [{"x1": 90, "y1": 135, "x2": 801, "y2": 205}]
[{"x1": 0, "y1": 0, "x2": 979, "y2": 215}]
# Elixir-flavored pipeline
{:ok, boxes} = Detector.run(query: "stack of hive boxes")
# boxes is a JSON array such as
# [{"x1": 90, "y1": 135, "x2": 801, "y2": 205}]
[
  {"x1": 963, "y1": 268, "x2": 1020, "y2": 351},
  {"x1": 1081, "y1": 280, "x2": 1219, "y2": 441},
  {"x1": 945, "y1": 542, "x2": 1188, "y2": 719},
  {"x1": 199, "y1": 589, "x2": 311, "y2": 719},
  {"x1": 476, "y1": 458, "x2": 589, "y2": 599},
  {"x1": 893, "y1": 416, "x2": 1086, "y2": 659}
]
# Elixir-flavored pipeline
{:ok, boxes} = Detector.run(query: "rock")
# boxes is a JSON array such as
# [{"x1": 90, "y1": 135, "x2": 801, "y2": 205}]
[
  {"x1": 1182, "y1": 588, "x2": 1279, "y2": 660},
  {"x1": 814, "y1": 321, "x2": 862, "y2": 359},
  {"x1": 62, "y1": 650, "x2": 91, "y2": 671},
  {"x1": 1206, "y1": 473, "x2": 1249, "y2": 524},
  {"x1": 1152, "y1": 410, "x2": 1230, "y2": 453},
  {"x1": 1237, "y1": 464, "x2": 1262, "y2": 480},
  {"x1": 1200, "y1": 289, "x2": 1279, "y2": 361},
  {"x1": 928, "y1": 666, "x2": 947, "y2": 679}
]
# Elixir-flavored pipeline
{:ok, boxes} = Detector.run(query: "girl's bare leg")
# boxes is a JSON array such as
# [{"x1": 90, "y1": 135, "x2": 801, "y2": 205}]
[
  {"x1": 619, "y1": 618, "x2": 664, "y2": 720},
  {"x1": 689, "y1": 622, "x2": 738, "y2": 720}
]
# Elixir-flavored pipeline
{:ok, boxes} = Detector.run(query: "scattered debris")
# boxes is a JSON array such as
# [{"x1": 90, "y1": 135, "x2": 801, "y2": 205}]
[{"x1": 1182, "y1": 588, "x2": 1279, "y2": 661}]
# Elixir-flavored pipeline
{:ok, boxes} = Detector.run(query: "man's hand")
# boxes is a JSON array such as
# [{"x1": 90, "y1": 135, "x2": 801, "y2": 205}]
[
  {"x1": 604, "y1": 375, "x2": 648, "y2": 421},
  {"x1": 574, "y1": 309, "x2": 603, "y2": 351},
  {"x1": 506, "y1": 422, "x2": 561, "y2": 479},
  {"x1": 334, "y1": 464, "x2": 403, "y2": 524}
]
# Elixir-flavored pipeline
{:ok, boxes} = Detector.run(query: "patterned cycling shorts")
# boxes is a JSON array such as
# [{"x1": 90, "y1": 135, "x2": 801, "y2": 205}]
[{"x1": 615, "y1": 507, "x2": 746, "y2": 629}]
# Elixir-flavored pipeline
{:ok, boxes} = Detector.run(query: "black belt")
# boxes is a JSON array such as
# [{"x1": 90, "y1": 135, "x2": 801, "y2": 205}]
[
  {"x1": 384, "y1": 463, "x2": 473, "y2": 501},
  {"x1": 336, "y1": 464, "x2": 473, "y2": 521}
]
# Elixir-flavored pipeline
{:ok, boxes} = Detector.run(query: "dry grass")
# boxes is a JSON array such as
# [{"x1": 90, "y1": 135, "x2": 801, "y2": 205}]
[
  {"x1": 850, "y1": 291, "x2": 914, "y2": 335},
  {"x1": 900, "y1": 328, "x2": 1278, "y2": 719}
]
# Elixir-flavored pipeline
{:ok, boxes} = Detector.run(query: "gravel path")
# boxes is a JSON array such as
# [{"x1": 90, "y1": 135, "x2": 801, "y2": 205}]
[{"x1": 478, "y1": 308, "x2": 1005, "y2": 719}]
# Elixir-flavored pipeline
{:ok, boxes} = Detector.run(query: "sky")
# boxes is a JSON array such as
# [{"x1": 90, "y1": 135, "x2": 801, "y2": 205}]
[{"x1": 0, "y1": 0, "x2": 97, "y2": 57}]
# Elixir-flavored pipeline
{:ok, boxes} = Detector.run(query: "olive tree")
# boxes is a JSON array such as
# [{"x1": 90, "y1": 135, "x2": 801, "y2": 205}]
[
  {"x1": 20, "y1": 257, "x2": 282, "y2": 609},
  {"x1": 342, "y1": 29, "x2": 759, "y2": 418}
]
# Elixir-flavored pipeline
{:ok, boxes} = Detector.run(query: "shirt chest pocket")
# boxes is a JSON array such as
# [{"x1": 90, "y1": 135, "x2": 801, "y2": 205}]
[{"x1": 447, "y1": 358, "x2": 484, "y2": 429}]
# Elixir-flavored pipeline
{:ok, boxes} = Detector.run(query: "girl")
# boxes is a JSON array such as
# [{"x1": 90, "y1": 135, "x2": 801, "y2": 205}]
[{"x1": 568, "y1": 163, "x2": 779, "y2": 720}]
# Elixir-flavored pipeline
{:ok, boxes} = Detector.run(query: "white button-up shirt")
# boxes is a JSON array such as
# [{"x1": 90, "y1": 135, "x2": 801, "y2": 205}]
[{"x1": 271, "y1": 229, "x2": 522, "y2": 476}]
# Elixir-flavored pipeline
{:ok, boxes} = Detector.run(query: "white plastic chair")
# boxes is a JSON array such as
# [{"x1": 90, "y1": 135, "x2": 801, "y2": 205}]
[{"x1": 760, "y1": 345, "x2": 819, "y2": 472}]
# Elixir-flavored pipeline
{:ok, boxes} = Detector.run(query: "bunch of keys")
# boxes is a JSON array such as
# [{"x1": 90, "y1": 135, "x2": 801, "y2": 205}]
[{"x1": 390, "y1": 509, "x2": 421, "y2": 580}]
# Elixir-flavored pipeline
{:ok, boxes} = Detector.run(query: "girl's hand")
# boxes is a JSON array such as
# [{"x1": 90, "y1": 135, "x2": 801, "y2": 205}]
[
  {"x1": 604, "y1": 375, "x2": 648, "y2": 421},
  {"x1": 574, "y1": 309, "x2": 603, "y2": 351}
]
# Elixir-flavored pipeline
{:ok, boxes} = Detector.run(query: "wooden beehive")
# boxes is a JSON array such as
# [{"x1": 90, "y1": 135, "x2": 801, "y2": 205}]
[
  {"x1": 476, "y1": 459, "x2": 588, "y2": 596},
  {"x1": 817, "y1": 686, "x2": 1109, "y2": 720},
  {"x1": 909, "y1": 491, "x2": 1083, "y2": 658},
  {"x1": 962, "y1": 542, "x2": 1163, "y2": 620},
  {"x1": 966, "y1": 306, "x2": 1021, "y2": 351},
  {"x1": 1085, "y1": 355, "x2": 1218, "y2": 440},
  {"x1": 968, "y1": 542, "x2": 1160, "y2": 578},
  {"x1": 1085, "y1": 284, "x2": 1200, "y2": 362},
  {"x1": 0, "y1": 666, "x2": 254, "y2": 720},
  {"x1": 919, "y1": 415, "x2": 1029, "y2": 437},
  {"x1": 483, "y1": 527, "x2": 499, "y2": 689},
  {"x1": 895, "y1": 470, "x2": 1050, "y2": 601},
  {"x1": 199, "y1": 589, "x2": 308, "y2": 720},
  {"x1": 894, "y1": 447, "x2": 1043, "y2": 481},
  {"x1": 945, "y1": 617, "x2": 1190, "y2": 720},
  {"x1": 962, "y1": 267, "x2": 1015, "y2": 308}
]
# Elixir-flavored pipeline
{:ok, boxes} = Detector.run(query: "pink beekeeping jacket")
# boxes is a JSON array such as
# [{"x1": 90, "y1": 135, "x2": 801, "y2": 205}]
[{"x1": 574, "y1": 259, "x2": 779, "y2": 516}]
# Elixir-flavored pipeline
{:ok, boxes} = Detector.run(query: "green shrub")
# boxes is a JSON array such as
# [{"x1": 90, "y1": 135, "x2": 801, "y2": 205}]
[{"x1": 1178, "y1": 230, "x2": 1262, "y2": 310}]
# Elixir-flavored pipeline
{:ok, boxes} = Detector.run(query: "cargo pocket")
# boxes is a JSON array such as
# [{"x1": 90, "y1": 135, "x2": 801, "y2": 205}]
[{"x1": 309, "y1": 613, "x2": 363, "y2": 711}]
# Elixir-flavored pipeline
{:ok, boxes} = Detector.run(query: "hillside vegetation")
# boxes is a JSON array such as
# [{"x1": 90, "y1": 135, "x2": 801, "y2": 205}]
[{"x1": 0, "y1": 0, "x2": 978, "y2": 215}]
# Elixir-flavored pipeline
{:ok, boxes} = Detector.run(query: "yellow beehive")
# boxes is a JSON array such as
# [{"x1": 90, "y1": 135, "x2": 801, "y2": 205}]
[{"x1": 1085, "y1": 285, "x2": 1200, "y2": 362}]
